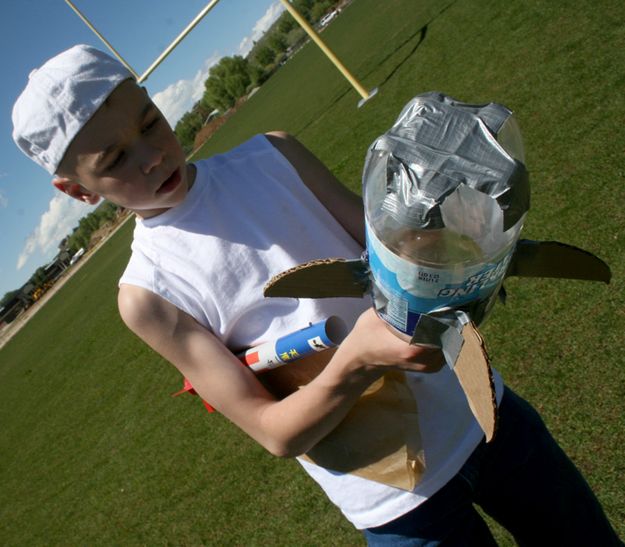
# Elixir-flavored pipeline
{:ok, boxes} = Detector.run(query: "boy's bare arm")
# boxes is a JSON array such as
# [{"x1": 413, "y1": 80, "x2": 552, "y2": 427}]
[
  {"x1": 118, "y1": 284, "x2": 442, "y2": 458},
  {"x1": 265, "y1": 131, "x2": 365, "y2": 247}
]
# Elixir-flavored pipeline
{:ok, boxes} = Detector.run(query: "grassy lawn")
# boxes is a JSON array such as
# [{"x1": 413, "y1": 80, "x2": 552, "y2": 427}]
[{"x1": 1, "y1": 0, "x2": 624, "y2": 544}]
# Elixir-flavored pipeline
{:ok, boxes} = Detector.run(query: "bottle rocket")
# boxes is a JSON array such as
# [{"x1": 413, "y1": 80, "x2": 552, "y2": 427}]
[{"x1": 362, "y1": 92, "x2": 530, "y2": 339}]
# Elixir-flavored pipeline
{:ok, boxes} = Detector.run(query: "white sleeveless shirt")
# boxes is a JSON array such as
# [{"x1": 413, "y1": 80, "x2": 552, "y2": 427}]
[{"x1": 119, "y1": 135, "x2": 504, "y2": 529}]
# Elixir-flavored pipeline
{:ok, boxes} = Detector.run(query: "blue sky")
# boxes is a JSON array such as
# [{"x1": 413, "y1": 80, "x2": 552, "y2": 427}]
[{"x1": 1, "y1": 0, "x2": 284, "y2": 297}]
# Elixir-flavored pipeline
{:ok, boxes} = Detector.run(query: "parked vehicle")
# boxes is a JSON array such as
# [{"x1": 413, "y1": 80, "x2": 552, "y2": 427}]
[
  {"x1": 319, "y1": 10, "x2": 338, "y2": 28},
  {"x1": 69, "y1": 248, "x2": 85, "y2": 265}
]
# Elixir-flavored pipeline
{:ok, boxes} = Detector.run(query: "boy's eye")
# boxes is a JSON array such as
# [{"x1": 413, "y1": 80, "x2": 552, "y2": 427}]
[
  {"x1": 142, "y1": 116, "x2": 160, "y2": 134},
  {"x1": 106, "y1": 151, "x2": 125, "y2": 171}
]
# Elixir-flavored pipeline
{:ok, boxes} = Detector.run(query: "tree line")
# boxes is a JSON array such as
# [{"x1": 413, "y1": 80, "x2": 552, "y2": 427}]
[
  {"x1": 1, "y1": 201, "x2": 121, "y2": 310},
  {"x1": 174, "y1": 0, "x2": 343, "y2": 153}
]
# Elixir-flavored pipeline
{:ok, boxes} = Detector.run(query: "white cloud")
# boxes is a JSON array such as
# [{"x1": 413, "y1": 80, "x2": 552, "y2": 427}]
[
  {"x1": 152, "y1": 53, "x2": 220, "y2": 127},
  {"x1": 151, "y1": 2, "x2": 285, "y2": 128},
  {"x1": 0, "y1": 190, "x2": 7, "y2": 208},
  {"x1": 238, "y1": 2, "x2": 286, "y2": 57},
  {"x1": 17, "y1": 194, "x2": 96, "y2": 270}
]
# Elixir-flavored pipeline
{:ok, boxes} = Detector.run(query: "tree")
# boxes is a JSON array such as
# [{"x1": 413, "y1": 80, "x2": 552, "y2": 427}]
[
  {"x1": 175, "y1": 110, "x2": 204, "y2": 153},
  {"x1": 268, "y1": 32, "x2": 288, "y2": 54},
  {"x1": 291, "y1": 0, "x2": 315, "y2": 22},
  {"x1": 78, "y1": 213, "x2": 99, "y2": 234},
  {"x1": 255, "y1": 45, "x2": 276, "y2": 67},
  {"x1": 204, "y1": 55, "x2": 253, "y2": 111},
  {"x1": 58, "y1": 203, "x2": 122, "y2": 254},
  {"x1": 199, "y1": 93, "x2": 216, "y2": 117},
  {"x1": 248, "y1": 62, "x2": 267, "y2": 87},
  {"x1": 277, "y1": 13, "x2": 296, "y2": 34},
  {"x1": 30, "y1": 266, "x2": 47, "y2": 288},
  {"x1": 220, "y1": 56, "x2": 252, "y2": 98},
  {"x1": 0, "y1": 290, "x2": 19, "y2": 309},
  {"x1": 58, "y1": 236, "x2": 69, "y2": 251},
  {"x1": 204, "y1": 71, "x2": 233, "y2": 112},
  {"x1": 311, "y1": 1, "x2": 335, "y2": 23},
  {"x1": 191, "y1": 99, "x2": 212, "y2": 121}
]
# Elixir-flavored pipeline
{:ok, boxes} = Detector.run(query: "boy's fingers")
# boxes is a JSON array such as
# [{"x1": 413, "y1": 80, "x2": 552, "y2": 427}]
[{"x1": 408, "y1": 345, "x2": 445, "y2": 372}]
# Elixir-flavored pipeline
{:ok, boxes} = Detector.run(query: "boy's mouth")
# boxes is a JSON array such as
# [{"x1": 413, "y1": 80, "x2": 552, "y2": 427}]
[{"x1": 157, "y1": 168, "x2": 181, "y2": 194}]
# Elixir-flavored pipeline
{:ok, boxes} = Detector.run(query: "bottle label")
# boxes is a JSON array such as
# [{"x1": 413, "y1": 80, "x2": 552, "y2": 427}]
[{"x1": 366, "y1": 225, "x2": 513, "y2": 335}]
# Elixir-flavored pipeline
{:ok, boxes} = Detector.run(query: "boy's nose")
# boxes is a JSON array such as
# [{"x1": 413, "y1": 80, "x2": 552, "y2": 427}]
[{"x1": 140, "y1": 143, "x2": 164, "y2": 175}]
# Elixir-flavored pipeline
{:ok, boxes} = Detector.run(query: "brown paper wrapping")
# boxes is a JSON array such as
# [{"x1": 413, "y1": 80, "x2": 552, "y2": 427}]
[
  {"x1": 258, "y1": 350, "x2": 425, "y2": 491},
  {"x1": 301, "y1": 371, "x2": 425, "y2": 490}
]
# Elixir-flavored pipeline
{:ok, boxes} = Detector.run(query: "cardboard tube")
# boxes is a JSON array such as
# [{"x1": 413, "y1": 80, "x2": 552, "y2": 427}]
[{"x1": 238, "y1": 316, "x2": 347, "y2": 372}]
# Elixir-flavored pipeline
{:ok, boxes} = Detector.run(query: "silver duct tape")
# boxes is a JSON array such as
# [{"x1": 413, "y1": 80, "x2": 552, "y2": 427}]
[
  {"x1": 364, "y1": 92, "x2": 530, "y2": 231},
  {"x1": 410, "y1": 309, "x2": 471, "y2": 370}
]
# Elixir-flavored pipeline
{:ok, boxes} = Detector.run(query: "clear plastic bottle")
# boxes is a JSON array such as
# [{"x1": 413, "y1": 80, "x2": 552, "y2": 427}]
[
  {"x1": 363, "y1": 100, "x2": 527, "y2": 337},
  {"x1": 365, "y1": 215, "x2": 519, "y2": 336}
]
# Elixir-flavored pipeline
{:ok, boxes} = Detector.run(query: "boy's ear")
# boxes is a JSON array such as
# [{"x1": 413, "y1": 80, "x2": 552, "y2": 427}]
[{"x1": 52, "y1": 177, "x2": 101, "y2": 205}]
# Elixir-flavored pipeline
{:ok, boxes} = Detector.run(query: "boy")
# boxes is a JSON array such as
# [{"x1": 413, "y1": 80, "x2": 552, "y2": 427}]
[{"x1": 12, "y1": 45, "x2": 621, "y2": 545}]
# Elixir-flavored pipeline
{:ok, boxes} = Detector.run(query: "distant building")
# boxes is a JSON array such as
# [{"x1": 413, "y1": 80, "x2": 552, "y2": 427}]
[{"x1": 43, "y1": 257, "x2": 66, "y2": 279}]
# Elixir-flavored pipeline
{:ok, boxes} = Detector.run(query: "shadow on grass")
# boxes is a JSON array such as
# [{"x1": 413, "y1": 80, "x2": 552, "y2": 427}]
[
  {"x1": 293, "y1": 1, "x2": 459, "y2": 138},
  {"x1": 293, "y1": 88, "x2": 353, "y2": 137},
  {"x1": 371, "y1": 0, "x2": 462, "y2": 86},
  {"x1": 376, "y1": 25, "x2": 428, "y2": 88}
]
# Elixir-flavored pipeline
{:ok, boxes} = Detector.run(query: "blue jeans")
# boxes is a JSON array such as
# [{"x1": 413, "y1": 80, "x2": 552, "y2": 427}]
[{"x1": 363, "y1": 388, "x2": 622, "y2": 546}]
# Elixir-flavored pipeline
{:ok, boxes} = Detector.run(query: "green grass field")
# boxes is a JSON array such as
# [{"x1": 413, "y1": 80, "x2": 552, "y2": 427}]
[{"x1": 1, "y1": 0, "x2": 624, "y2": 544}]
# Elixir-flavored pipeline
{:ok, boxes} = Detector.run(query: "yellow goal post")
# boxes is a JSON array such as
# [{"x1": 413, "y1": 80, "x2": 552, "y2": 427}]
[{"x1": 64, "y1": 0, "x2": 377, "y2": 105}]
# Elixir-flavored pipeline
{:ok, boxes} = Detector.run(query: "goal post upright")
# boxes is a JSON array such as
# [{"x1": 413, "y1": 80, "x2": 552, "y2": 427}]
[
  {"x1": 138, "y1": 0, "x2": 222, "y2": 83},
  {"x1": 278, "y1": 0, "x2": 377, "y2": 107},
  {"x1": 64, "y1": 0, "x2": 140, "y2": 80},
  {"x1": 63, "y1": 0, "x2": 222, "y2": 84}
]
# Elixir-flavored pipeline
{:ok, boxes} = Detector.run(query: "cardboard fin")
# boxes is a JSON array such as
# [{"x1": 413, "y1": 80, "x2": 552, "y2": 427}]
[
  {"x1": 506, "y1": 240, "x2": 611, "y2": 283},
  {"x1": 453, "y1": 323, "x2": 497, "y2": 442},
  {"x1": 263, "y1": 258, "x2": 369, "y2": 298}
]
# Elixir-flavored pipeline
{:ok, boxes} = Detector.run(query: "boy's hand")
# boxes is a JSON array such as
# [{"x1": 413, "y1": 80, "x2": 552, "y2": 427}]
[{"x1": 341, "y1": 308, "x2": 445, "y2": 374}]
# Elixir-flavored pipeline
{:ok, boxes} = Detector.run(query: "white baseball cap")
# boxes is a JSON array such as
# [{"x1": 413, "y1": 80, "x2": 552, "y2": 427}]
[{"x1": 12, "y1": 44, "x2": 134, "y2": 174}]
